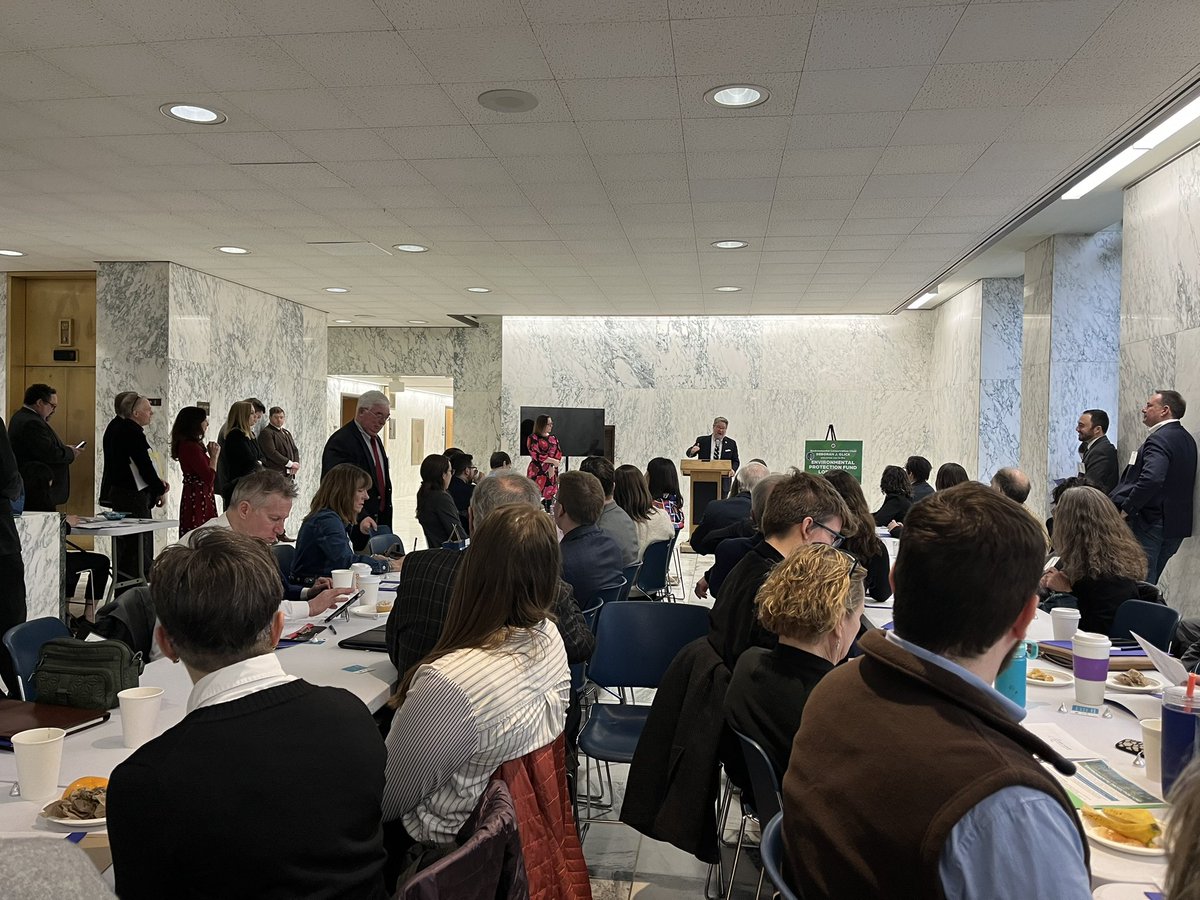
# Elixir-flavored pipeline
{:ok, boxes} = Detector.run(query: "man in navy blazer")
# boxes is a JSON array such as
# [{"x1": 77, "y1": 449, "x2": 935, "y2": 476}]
[
  {"x1": 685, "y1": 417, "x2": 741, "y2": 473},
  {"x1": 321, "y1": 390, "x2": 393, "y2": 551},
  {"x1": 554, "y1": 470, "x2": 623, "y2": 609},
  {"x1": 689, "y1": 461, "x2": 769, "y2": 555},
  {"x1": 1110, "y1": 390, "x2": 1198, "y2": 582}
]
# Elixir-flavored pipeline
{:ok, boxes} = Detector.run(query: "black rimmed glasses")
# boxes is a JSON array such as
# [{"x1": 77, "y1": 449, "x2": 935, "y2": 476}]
[
  {"x1": 811, "y1": 520, "x2": 846, "y2": 549},
  {"x1": 834, "y1": 547, "x2": 860, "y2": 579}
]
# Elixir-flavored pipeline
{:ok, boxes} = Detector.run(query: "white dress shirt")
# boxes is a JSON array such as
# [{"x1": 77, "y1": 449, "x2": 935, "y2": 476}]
[{"x1": 186, "y1": 654, "x2": 297, "y2": 714}]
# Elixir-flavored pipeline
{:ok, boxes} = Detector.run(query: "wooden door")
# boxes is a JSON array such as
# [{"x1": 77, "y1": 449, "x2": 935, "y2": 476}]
[{"x1": 341, "y1": 396, "x2": 358, "y2": 426}]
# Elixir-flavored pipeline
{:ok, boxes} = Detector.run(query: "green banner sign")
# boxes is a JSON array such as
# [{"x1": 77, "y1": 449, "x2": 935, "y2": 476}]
[{"x1": 804, "y1": 439, "x2": 864, "y2": 483}]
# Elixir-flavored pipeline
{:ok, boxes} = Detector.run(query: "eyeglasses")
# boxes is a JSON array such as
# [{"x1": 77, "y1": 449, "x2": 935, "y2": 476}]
[
  {"x1": 811, "y1": 520, "x2": 846, "y2": 549},
  {"x1": 834, "y1": 547, "x2": 860, "y2": 579}
]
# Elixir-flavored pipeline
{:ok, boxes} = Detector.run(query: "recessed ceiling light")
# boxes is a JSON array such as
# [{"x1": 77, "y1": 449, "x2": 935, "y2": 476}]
[
  {"x1": 407, "y1": 320, "x2": 428, "y2": 325},
  {"x1": 160, "y1": 103, "x2": 226, "y2": 125},
  {"x1": 712, "y1": 240, "x2": 749, "y2": 250},
  {"x1": 393, "y1": 243, "x2": 429, "y2": 253},
  {"x1": 0, "y1": 248, "x2": 24, "y2": 257},
  {"x1": 325, "y1": 287, "x2": 349, "y2": 293},
  {"x1": 333, "y1": 319, "x2": 353, "y2": 324},
  {"x1": 907, "y1": 291, "x2": 938, "y2": 310},
  {"x1": 216, "y1": 246, "x2": 249, "y2": 255},
  {"x1": 704, "y1": 85, "x2": 769, "y2": 109},
  {"x1": 466, "y1": 286, "x2": 490, "y2": 293},
  {"x1": 714, "y1": 286, "x2": 742, "y2": 293},
  {"x1": 477, "y1": 89, "x2": 539, "y2": 114}
]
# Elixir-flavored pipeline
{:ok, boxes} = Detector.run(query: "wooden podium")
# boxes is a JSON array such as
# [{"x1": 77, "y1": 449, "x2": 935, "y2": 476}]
[{"x1": 681, "y1": 459, "x2": 733, "y2": 537}]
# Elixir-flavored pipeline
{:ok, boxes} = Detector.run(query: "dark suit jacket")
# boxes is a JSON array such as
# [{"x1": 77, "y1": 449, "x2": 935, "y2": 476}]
[
  {"x1": 0, "y1": 416, "x2": 21, "y2": 556},
  {"x1": 1111, "y1": 421, "x2": 1199, "y2": 539},
  {"x1": 911, "y1": 481, "x2": 934, "y2": 502},
  {"x1": 99, "y1": 416, "x2": 167, "y2": 504},
  {"x1": 686, "y1": 435, "x2": 740, "y2": 472},
  {"x1": 560, "y1": 524, "x2": 624, "y2": 608},
  {"x1": 258, "y1": 425, "x2": 299, "y2": 474},
  {"x1": 321, "y1": 422, "x2": 393, "y2": 535},
  {"x1": 9, "y1": 406, "x2": 74, "y2": 507},
  {"x1": 1081, "y1": 434, "x2": 1119, "y2": 494},
  {"x1": 690, "y1": 492, "x2": 752, "y2": 555}
]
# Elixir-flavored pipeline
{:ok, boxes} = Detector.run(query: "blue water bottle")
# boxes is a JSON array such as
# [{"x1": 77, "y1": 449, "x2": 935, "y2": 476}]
[{"x1": 994, "y1": 641, "x2": 1038, "y2": 707}]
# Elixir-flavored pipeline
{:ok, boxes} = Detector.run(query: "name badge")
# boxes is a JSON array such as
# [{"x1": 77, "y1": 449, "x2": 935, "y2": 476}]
[
  {"x1": 1129, "y1": 451, "x2": 1138, "y2": 466},
  {"x1": 1077, "y1": 461, "x2": 1085, "y2": 474}
]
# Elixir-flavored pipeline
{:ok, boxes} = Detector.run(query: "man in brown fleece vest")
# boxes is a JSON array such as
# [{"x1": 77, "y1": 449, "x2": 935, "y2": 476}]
[{"x1": 782, "y1": 482, "x2": 1091, "y2": 900}]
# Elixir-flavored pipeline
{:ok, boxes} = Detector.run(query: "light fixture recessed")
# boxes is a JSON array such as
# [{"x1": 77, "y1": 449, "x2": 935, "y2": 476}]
[
  {"x1": 704, "y1": 85, "x2": 769, "y2": 109},
  {"x1": 216, "y1": 246, "x2": 249, "y2": 255},
  {"x1": 333, "y1": 319, "x2": 353, "y2": 324},
  {"x1": 393, "y1": 243, "x2": 429, "y2": 253},
  {"x1": 714, "y1": 286, "x2": 742, "y2": 293},
  {"x1": 907, "y1": 291, "x2": 938, "y2": 310},
  {"x1": 466, "y1": 286, "x2": 490, "y2": 293},
  {"x1": 0, "y1": 248, "x2": 25, "y2": 257},
  {"x1": 407, "y1": 319, "x2": 428, "y2": 325},
  {"x1": 325, "y1": 287, "x2": 349, "y2": 293},
  {"x1": 477, "y1": 89, "x2": 539, "y2": 114},
  {"x1": 712, "y1": 240, "x2": 749, "y2": 250},
  {"x1": 160, "y1": 102, "x2": 226, "y2": 125}
]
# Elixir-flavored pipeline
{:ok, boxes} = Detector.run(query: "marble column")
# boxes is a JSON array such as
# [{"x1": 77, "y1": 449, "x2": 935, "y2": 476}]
[
  {"x1": 978, "y1": 278, "x2": 1024, "y2": 479},
  {"x1": 1019, "y1": 232, "x2": 1122, "y2": 520}
]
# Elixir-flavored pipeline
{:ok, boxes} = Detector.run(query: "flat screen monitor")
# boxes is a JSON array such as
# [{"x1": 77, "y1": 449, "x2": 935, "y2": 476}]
[{"x1": 519, "y1": 407, "x2": 605, "y2": 458}]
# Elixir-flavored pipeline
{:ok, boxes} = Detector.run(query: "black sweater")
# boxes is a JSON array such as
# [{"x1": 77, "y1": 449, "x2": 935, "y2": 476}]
[
  {"x1": 872, "y1": 493, "x2": 913, "y2": 527},
  {"x1": 108, "y1": 680, "x2": 388, "y2": 900}
]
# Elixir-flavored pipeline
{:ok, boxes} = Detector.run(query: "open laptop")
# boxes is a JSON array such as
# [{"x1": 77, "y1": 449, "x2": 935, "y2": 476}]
[{"x1": 338, "y1": 623, "x2": 390, "y2": 653}]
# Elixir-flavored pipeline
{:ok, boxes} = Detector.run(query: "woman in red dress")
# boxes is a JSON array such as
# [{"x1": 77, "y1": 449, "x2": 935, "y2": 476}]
[
  {"x1": 526, "y1": 414, "x2": 562, "y2": 507},
  {"x1": 170, "y1": 406, "x2": 219, "y2": 535}
]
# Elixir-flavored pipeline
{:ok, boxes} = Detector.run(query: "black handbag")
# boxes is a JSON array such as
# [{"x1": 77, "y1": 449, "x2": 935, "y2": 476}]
[{"x1": 32, "y1": 638, "x2": 144, "y2": 710}]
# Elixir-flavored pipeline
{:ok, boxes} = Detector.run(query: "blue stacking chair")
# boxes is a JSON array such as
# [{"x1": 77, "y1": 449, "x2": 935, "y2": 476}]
[
  {"x1": 2, "y1": 617, "x2": 72, "y2": 701},
  {"x1": 1111, "y1": 600, "x2": 1182, "y2": 651},
  {"x1": 577, "y1": 601, "x2": 709, "y2": 824},
  {"x1": 617, "y1": 562, "x2": 641, "y2": 602},
  {"x1": 726, "y1": 729, "x2": 785, "y2": 900},
  {"x1": 634, "y1": 537, "x2": 675, "y2": 600},
  {"x1": 761, "y1": 813, "x2": 801, "y2": 900}
]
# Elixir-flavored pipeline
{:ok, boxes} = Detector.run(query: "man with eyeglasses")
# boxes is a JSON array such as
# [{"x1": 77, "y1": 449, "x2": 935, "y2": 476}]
[
  {"x1": 321, "y1": 390, "x2": 393, "y2": 551},
  {"x1": 707, "y1": 470, "x2": 851, "y2": 671},
  {"x1": 10, "y1": 383, "x2": 81, "y2": 509}
]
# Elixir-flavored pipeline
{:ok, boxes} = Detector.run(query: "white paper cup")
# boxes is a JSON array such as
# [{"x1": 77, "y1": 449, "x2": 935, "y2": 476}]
[
  {"x1": 358, "y1": 575, "x2": 381, "y2": 605},
  {"x1": 1140, "y1": 717, "x2": 1163, "y2": 783},
  {"x1": 1072, "y1": 630, "x2": 1112, "y2": 706},
  {"x1": 331, "y1": 568, "x2": 354, "y2": 589},
  {"x1": 12, "y1": 727, "x2": 65, "y2": 802},
  {"x1": 118, "y1": 686, "x2": 164, "y2": 750},
  {"x1": 349, "y1": 563, "x2": 372, "y2": 587},
  {"x1": 1051, "y1": 607, "x2": 1081, "y2": 640}
]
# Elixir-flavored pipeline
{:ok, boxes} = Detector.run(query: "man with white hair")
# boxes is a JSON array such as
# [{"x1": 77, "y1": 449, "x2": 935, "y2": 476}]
[{"x1": 322, "y1": 390, "x2": 393, "y2": 550}]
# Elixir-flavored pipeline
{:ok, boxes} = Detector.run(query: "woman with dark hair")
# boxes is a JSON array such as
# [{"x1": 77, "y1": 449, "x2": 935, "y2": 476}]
[
  {"x1": 614, "y1": 464, "x2": 674, "y2": 560},
  {"x1": 381, "y1": 503, "x2": 570, "y2": 872},
  {"x1": 525, "y1": 415, "x2": 562, "y2": 507},
  {"x1": 646, "y1": 456, "x2": 685, "y2": 531},
  {"x1": 415, "y1": 453, "x2": 459, "y2": 549},
  {"x1": 872, "y1": 465, "x2": 913, "y2": 527},
  {"x1": 935, "y1": 462, "x2": 970, "y2": 490},
  {"x1": 293, "y1": 463, "x2": 398, "y2": 579},
  {"x1": 1039, "y1": 486, "x2": 1147, "y2": 635},
  {"x1": 823, "y1": 469, "x2": 891, "y2": 602},
  {"x1": 170, "y1": 406, "x2": 219, "y2": 535},
  {"x1": 216, "y1": 400, "x2": 262, "y2": 509}
]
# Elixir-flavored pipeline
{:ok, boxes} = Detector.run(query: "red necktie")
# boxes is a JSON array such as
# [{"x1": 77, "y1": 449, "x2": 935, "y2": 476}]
[{"x1": 371, "y1": 435, "x2": 388, "y2": 515}]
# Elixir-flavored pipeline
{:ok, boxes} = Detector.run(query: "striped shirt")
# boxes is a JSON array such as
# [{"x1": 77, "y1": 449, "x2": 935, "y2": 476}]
[{"x1": 382, "y1": 619, "x2": 569, "y2": 844}]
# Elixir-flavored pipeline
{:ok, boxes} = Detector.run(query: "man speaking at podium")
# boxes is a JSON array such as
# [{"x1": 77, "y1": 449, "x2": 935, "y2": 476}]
[{"x1": 686, "y1": 417, "x2": 740, "y2": 498}]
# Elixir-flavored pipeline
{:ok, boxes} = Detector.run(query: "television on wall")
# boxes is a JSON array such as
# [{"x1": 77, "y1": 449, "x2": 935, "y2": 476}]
[{"x1": 519, "y1": 407, "x2": 606, "y2": 458}]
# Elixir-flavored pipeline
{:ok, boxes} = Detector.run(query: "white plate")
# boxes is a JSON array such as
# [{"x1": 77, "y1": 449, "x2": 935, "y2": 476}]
[
  {"x1": 1106, "y1": 671, "x2": 1165, "y2": 694},
  {"x1": 1027, "y1": 668, "x2": 1074, "y2": 687},
  {"x1": 350, "y1": 604, "x2": 387, "y2": 619},
  {"x1": 1079, "y1": 812, "x2": 1165, "y2": 857},
  {"x1": 40, "y1": 812, "x2": 106, "y2": 827}
]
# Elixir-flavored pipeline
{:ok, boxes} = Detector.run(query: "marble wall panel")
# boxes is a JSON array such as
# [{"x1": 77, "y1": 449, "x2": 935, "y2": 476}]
[
  {"x1": 979, "y1": 277, "x2": 1024, "y2": 476},
  {"x1": 17, "y1": 512, "x2": 64, "y2": 622},
  {"x1": 930, "y1": 285, "x2": 982, "y2": 478}
]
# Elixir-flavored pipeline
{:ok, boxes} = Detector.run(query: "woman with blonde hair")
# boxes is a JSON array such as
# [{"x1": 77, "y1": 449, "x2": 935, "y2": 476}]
[
  {"x1": 216, "y1": 400, "x2": 262, "y2": 508},
  {"x1": 381, "y1": 503, "x2": 570, "y2": 874},
  {"x1": 724, "y1": 543, "x2": 862, "y2": 774},
  {"x1": 292, "y1": 463, "x2": 399, "y2": 579},
  {"x1": 1039, "y1": 485, "x2": 1147, "y2": 636}
]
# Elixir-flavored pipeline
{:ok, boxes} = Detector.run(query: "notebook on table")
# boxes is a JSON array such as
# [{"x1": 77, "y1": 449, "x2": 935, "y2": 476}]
[
  {"x1": 337, "y1": 624, "x2": 390, "y2": 653},
  {"x1": 1036, "y1": 640, "x2": 1155, "y2": 671},
  {"x1": 0, "y1": 700, "x2": 111, "y2": 749}
]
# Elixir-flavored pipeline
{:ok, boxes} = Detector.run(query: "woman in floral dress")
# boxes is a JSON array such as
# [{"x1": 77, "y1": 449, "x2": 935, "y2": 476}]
[
  {"x1": 170, "y1": 406, "x2": 219, "y2": 535},
  {"x1": 526, "y1": 414, "x2": 562, "y2": 508}
]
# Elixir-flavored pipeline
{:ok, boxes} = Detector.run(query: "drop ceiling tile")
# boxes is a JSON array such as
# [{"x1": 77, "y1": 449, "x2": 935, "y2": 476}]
[
  {"x1": 375, "y1": 0, "x2": 527, "y2": 29},
  {"x1": 375, "y1": 126, "x2": 490, "y2": 159},
  {"x1": 273, "y1": 32, "x2": 433, "y2": 87},
  {"x1": 148, "y1": 38, "x2": 320, "y2": 92},
  {"x1": 604, "y1": 179, "x2": 689, "y2": 204},
  {"x1": 764, "y1": 218, "x2": 843, "y2": 237},
  {"x1": 778, "y1": 148, "x2": 882, "y2": 177},
  {"x1": 787, "y1": 112, "x2": 903, "y2": 149},
  {"x1": 282, "y1": 129, "x2": 400, "y2": 162},
  {"x1": 913, "y1": 61, "x2": 1064, "y2": 109},
  {"x1": 93, "y1": 134, "x2": 223, "y2": 165},
  {"x1": 559, "y1": 77, "x2": 680, "y2": 122},
  {"x1": 0, "y1": 52, "x2": 103, "y2": 101},
  {"x1": 940, "y1": 0, "x2": 1123, "y2": 64},
  {"x1": 687, "y1": 151, "x2": 782, "y2": 180},
  {"x1": 889, "y1": 108, "x2": 1021, "y2": 146},
  {"x1": 675, "y1": 73, "x2": 802, "y2": 118},
  {"x1": 615, "y1": 203, "x2": 693, "y2": 224},
  {"x1": 524, "y1": 0, "x2": 668, "y2": 23},
  {"x1": 760, "y1": 236, "x2": 832, "y2": 251},
  {"x1": 689, "y1": 178, "x2": 777, "y2": 202},
  {"x1": 503, "y1": 155, "x2": 599, "y2": 183},
  {"x1": 476, "y1": 123, "x2": 588, "y2": 156},
  {"x1": 440, "y1": 80, "x2": 573, "y2": 124},
  {"x1": 773, "y1": 175, "x2": 868, "y2": 200},
  {"x1": 238, "y1": 0, "x2": 395, "y2": 33},
  {"x1": 8, "y1": 138, "x2": 129, "y2": 169},
  {"x1": 805, "y1": 6, "x2": 964, "y2": 70},
  {"x1": 828, "y1": 233, "x2": 903, "y2": 251},
  {"x1": 465, "y1": 206, "x2": 548, "y2": 227},
  {"x1": 534, "y1": 22, "x2": 675, "y2": 79},
  {"x1": 670, "y1": 15, "x2": 815, "y2": 76},
  {"x1": 859, "y1": 173, "x2": 958, "y2": 199},
  {"x1": 684, "y1": 117, "x2": 792, "y2": 152},
  {"x1": 927, "y1": 195, "x2": 1018, "y2": 217},
  {"x1": 329, "y1": 85, "x2": 464, "y2": 128},
  {"x1": 592, "y1": 153, "x2": 687, "y2": 180},
  {"x1": 224, "y1": 88, "x2": 368, "y2": 130},
  {"x1": 770, "y1": 199, "x2": 856, "y2": 219},
  {"x1": 943, "y1": 168, "x2": 1055, "y2": 198},
  {"x1": 578, "y1": 120, "x2": 683, "y2": 155},
  {"x1": 403, "y1": 26, "x2": 552, "y2": 81},
  {"x1": 94, "y1": 0, "x2": 260, "y2": 40},
  {"x1": 874, "y1": 143, "x2": 987, "y2": 175},
  {"x1": 396, "y1": 207, "x2": 478, "y2": 227},
  {"x1": 1032, "y1": 56, "x2": 1198, "y2": 107},
  {"x1": 970, "y1": 140, "x2": 1095, "y2": 174},
  {"x1": 438, "y1": 183, "x2": 530, "y2": 207},
  {"x1": 836, "y1": 218, "x2": 921, "y2": 235},
  {"x1": 23, "y1": 97, "x2": 170, "y2": 136},
  {"x1": 237, "y1": 162, "x2": 349, "y2": 190},
  {"x1": 482, "y1": 224, "x2": 560, "y2": 241},
  {"x1": 794, "y1": 66, "x2": 929, "y2": 114},
  {"x1": 1000, "y1": 104, "x2": 1135, "y2": 143},
  {"x1": 186, "y1": 132, "x2": 311, "y2": 164},
  {"x1": 39, "y1": 44, "x2": 196, "y2": 97},
  {"x1": 324, "y1": 160, "x2": 428, "y2": 187},
  {"x1": 523, "y1": 181, "x2": 612, "y2": 205},
  {"x1": 376, "y1": 185, "x2": 456, "y2": 207},
  {"x1": 3, "y1": 0, "x2": 137, "y2": 48},
  {"x1": 912, "y1": 216, "x2": 997, "y2": 235}
]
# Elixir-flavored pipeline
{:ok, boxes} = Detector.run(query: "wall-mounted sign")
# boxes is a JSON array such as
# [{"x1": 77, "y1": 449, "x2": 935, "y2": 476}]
[{"x1": 58, "y1": 318, "x2": 74, "y2": 346}]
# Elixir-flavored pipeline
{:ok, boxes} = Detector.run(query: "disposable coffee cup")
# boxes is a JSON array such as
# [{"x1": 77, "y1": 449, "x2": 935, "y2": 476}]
[
  {"x1": 11, "y1": 727, "x2": 66, "y2": 802},
  {"x1": 118, "y1": 686, "x2": 164, "y2": 750},
  {"x1": 1072, "y1": 630, "x2": 1112, "y2": 706},
  {"x1": 1051, "y1": 607, "x2": 1081, "y2": 640},
  {"x1": 350, "y1": 562, "x2": 372, "y2": 587},
  {"x1": 358, "y1": 575, "x2": 381, "y2": 606},
  {"x1": 1140, "y1": 718, "x2": 1162, "y2": 783},
  {"x1": 331, "y1": 569, "x2": 354, "y2": 589}
]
